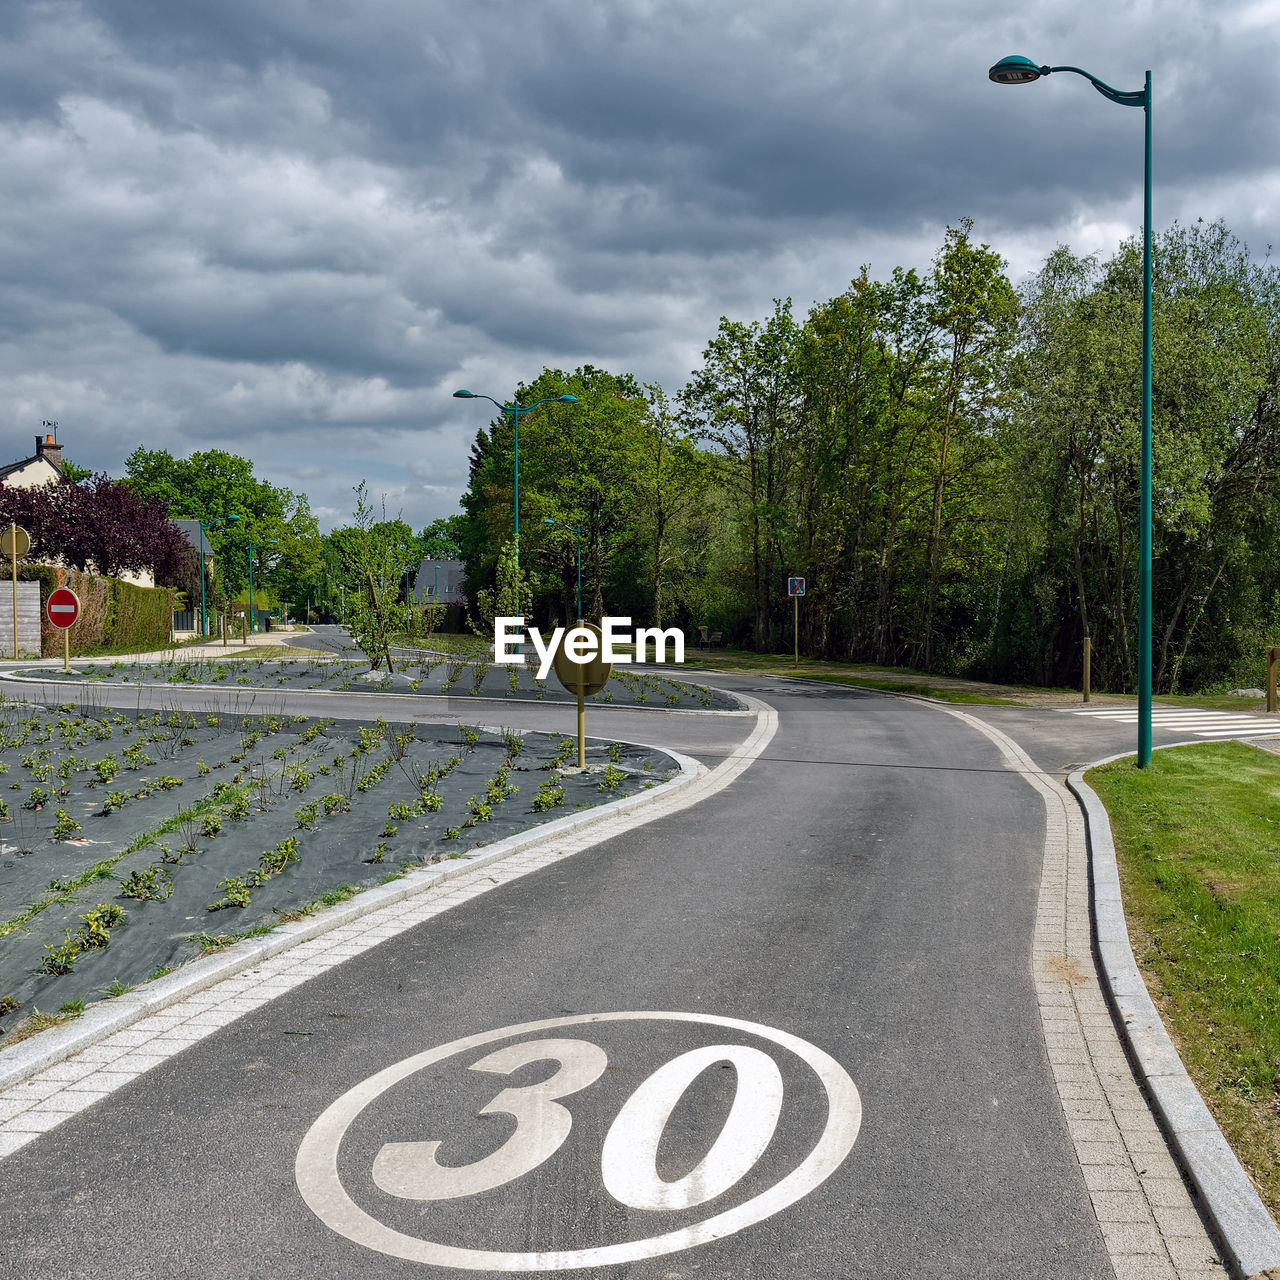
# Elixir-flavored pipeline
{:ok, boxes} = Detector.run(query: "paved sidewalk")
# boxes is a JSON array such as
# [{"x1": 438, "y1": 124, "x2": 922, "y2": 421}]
[{"x1": 943, "y1": 703, "x2": 1227, "y2": 1279}]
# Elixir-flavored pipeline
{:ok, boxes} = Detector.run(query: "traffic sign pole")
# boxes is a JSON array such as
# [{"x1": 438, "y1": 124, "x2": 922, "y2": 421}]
[
  {"x1": 10, "y1": 522, "x2": 16, "y2": 661},
  {"x1": 46, "y1": 587, "x2": 80, "y2": 671},
  {"x1": 787, "y1": 578, "x2": 806, "y2": 667}
]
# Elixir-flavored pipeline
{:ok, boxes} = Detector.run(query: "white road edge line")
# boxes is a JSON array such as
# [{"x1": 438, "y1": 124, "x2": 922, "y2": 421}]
[{"x1": 0, "y1": 694, "x2": 777, "y2": 1154}]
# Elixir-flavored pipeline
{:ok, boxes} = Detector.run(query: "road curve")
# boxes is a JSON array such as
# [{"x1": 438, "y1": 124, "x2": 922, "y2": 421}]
[{"x1": 0, "y1": 671, "x2": 1115, "y2": 1278}]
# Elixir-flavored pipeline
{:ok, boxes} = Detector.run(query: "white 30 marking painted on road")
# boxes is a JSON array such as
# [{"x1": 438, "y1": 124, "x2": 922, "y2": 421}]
[
  {"x1": 295, "y1": 1011, "x2": 861, "y2": 1271},
  {"x1": 372, "y1": 1038, "x2": 608, "y2": 1201},
  {"x1": 601, "y1": 1043, "x2": 785, "y2": 1212}
]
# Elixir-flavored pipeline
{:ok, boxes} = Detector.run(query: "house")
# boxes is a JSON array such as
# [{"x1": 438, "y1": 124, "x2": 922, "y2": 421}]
[
  {"x1": 0, "y1": 434, "x2": 65, "y2": 489},
  {"x1": 172, "y1": 519, "x2": 218, "y2": 569},
  {"x1": 413, "y1": 558, "x2": 467, "y2": 605},
  {"x1": 0, "y1": 433, "x2": 156, "y2": 588}
]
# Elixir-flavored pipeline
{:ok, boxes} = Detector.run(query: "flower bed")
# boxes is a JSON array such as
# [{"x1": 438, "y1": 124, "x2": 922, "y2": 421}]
[
  {"x1": 13, "y1": 654, "x2": 741, "y2": 710},
  {"x1": 0, "y1": 697, "x2": 675, "y2": 1044}
]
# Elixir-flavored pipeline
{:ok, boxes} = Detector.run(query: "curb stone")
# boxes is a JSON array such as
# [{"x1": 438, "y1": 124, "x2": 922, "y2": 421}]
[
  {"x1": 0, "y1": 743, "x2": 704, "y2": 1094},
  {"x1": 1069, "y1": 747, "x2": 1280, "y2": 1280}
]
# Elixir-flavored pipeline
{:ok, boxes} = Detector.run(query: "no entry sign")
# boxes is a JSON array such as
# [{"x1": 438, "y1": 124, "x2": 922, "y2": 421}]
[{"x1": 46, "y1": 587, "x2": 79, "y2": 629}]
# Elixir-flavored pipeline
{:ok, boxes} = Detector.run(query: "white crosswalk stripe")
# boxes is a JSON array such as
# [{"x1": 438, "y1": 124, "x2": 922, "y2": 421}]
[{"x1": 1060, "y1": 706, "x2": 1280, "y2": 738}]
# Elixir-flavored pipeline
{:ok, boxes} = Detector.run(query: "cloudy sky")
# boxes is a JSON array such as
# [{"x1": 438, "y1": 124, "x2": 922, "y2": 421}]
[{"x1": 2, "y1": 0, "x2": 1278, "y2": 531}]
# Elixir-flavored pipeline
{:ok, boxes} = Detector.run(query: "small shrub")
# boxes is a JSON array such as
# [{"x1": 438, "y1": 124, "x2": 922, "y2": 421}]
[
  {"x1": 421, "y1": 790, "x2": 443, "y2": 812},
  {"x1": 200, "y1": 812, "x2": 222, "y2": 839},
  {"x1": 443, "y1": 826, "x2": 462, "y2": 840},
  {"x1": 40, "y1": 934, "x2": 81, "y2": 975},
  {"x1": 24, "y1": 787, "x2": 49, "y2": 810},
  {"x1": 196, "y1": 759, "x2": 211, "y2": 776},
  {"x1": 381, "y1": 822, "x2": 398, "y2": 838},
  {"x1": 221, "y1": 794, "x2": 250, "y2": 821},
  {"x1": 155, "y1": 776, "x2": 183, "y2": 792},
  {"x1": 209, "y1": 876, "x2": 252, "y2": 910},
  {"x1": 295, "y1": 800, "x2": 319, "y2": 830},
  {"x1": 598, "y1": 765, "x2": 626, "y2": 792},
  {"x1": 531, "y1": 777, "x2": 566, "y2": 812},
  {"x1": 120, "y1": 865, "x2": 174, "y2": 901},
  {"x1": 52, "y1": 810, "x2": 82, "y2": 840},
  {"x1": 322, "y1": 792, "x2": 350, "y2": 816}
]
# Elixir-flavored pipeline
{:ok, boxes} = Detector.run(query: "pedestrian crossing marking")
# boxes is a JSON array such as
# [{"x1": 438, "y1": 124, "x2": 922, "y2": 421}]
[{"x1": 1060, "y1": 706, "x2": 1280, "y2": 738}]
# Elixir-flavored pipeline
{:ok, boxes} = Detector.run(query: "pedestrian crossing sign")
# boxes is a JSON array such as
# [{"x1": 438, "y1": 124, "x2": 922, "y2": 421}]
[{"x1": 788, "y1": 577, "x2": 805, "y2": 596}]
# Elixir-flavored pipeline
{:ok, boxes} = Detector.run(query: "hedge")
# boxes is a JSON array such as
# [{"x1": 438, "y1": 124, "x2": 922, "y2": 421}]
[{"x1": 20, "y1": 566, "x2": 176, "y2": 656}]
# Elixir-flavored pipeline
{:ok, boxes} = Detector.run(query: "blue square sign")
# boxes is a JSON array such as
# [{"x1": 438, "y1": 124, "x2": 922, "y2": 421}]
[{"x1": 788, "y1": 577, "x2": 805, "y2": 597}]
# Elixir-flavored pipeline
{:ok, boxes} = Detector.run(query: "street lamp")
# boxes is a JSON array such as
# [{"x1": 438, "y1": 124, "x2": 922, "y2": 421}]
[
  {"x1": 543, "y1": 517, "x2": 582, "y2": 621},
  {"x1": 199, "y1": 515, "x2": 239, "y2": 637},
  {"x1": 452, "y1": 391, "x2": 578, "y2": 560},
  {"x1": 247, "y1": 538, "x2": 278, "y2": 633},
  {"x1": 989, "y1": 55, "x2": 1153, "y2": 768}
]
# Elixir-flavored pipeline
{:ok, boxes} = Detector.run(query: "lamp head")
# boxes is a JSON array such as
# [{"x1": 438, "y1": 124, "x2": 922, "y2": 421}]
[
  {"x1": 557, "y1": 395, "x2": 577, "y2": 403},
  {"x1": 452, "y1": 389, "x2": 474, "y2": 398},
  {"x1": 226, "y1": 514, "x2": 240, "y2": 523},
  {"x1": 542, "y1": 518, "x2": 556, "y2": 525},
  {"x1": 989, "y1": 55, "x2": 1046, "y2": 84}
]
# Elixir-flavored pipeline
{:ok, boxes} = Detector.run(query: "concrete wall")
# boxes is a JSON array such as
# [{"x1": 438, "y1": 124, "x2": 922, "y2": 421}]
[{"x1": 0, "y1": 581, "x2": 42, "y2": 657}]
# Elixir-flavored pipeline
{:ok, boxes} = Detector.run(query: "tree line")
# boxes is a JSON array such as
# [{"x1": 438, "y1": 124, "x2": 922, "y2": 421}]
[{"x1": 455, "y1": 218, "x2": 1280, "y2": 694}]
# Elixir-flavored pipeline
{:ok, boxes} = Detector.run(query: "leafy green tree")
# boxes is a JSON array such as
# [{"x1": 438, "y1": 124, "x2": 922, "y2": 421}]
[
  {"x1": 123, "y1": 446, "x2": 319, "y2": 600},
  {"x1": 333, "y1": 483, "x2": 410, "y2": 668},
  {"x1": 418, "y1": 515, "x2": 466, "y2": 560}
]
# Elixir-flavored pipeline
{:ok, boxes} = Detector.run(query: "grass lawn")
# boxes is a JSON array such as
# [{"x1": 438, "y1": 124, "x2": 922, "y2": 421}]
[{"x1": 1087, "y1": 742, "x2": 1280, "y2": 1220}]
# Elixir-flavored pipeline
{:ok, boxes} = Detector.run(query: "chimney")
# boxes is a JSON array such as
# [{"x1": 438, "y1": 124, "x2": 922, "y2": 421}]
[{"x1": 35, "y1": 433, "x2": 62, "y2": 468}]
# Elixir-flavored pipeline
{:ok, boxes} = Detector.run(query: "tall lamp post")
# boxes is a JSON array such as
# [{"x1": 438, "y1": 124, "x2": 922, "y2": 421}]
[
  {"x1": 989, "y1": 55, "x2": 1153, "y2": 768},
  {"x1": 451, "y1": 391, "x2": 578, "y2": 560},
  {"x1": 199, "y1": 515, "x2": 239, "y2": 638},
  {"x1": 247, "y1": 538, "x2": 278, "y2": 633},
  {"x1": 543, "y1": 517, "x2": 582, "y2": 621}
]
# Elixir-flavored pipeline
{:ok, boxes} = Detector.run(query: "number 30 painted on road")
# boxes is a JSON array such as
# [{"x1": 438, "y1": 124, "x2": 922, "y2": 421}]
[
  {"x1": 371, "y1": 1037, "x2": 784, "y2": 1212},
  {"x1": 297, "y1": 1011, "x2": 861, "y2": 1271}
]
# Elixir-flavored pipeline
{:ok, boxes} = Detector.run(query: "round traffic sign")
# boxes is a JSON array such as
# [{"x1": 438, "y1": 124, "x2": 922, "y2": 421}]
[
  {"x1": 552, "y1": 622, "x2": 612, "y2": 697},
  {"x1": 46, "y1": 587, "x2": 79, "y2": 629},
  {"x1": 0, "y1": 525, "x2": 31, "y2": 559}
]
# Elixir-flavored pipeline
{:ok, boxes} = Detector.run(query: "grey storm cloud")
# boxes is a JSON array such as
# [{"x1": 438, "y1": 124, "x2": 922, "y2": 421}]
[{"x1": 1, "y1": 0, "x2": 1278, "y2": 529}]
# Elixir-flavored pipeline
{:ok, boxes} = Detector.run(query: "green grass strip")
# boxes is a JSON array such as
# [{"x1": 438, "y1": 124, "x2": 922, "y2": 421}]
[{"x1": 1087, "y1": 741, "x2": 1280, "y2": 1220}]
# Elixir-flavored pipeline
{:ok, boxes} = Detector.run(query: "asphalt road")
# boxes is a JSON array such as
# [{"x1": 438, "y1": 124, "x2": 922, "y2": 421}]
[{"x1": 0, "y1": 663, "x2": 1141, "y2": 1279}]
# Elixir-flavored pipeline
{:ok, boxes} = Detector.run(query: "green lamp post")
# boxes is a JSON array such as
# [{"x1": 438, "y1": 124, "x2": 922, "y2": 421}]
[
  {"x1": 247, "y1": 538, "x2": 278, "y2": 633},
  {"x1": 452, "y1": 391, "x2": 578, "y2": 560},
  {"x1": 543, "y1": 517, "x2": 582, "y2": 621},
  {"x1": 989, "y1": 55, "x2": 1154, "y2": 768},
  {"x1": 199, "y1": 515, "x2": 239, "y2": 637}
]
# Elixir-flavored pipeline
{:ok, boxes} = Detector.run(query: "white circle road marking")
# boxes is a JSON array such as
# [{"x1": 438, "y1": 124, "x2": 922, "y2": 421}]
[{"x1": 295, "y1": 1011, "x2": 862, "y2": 1272}]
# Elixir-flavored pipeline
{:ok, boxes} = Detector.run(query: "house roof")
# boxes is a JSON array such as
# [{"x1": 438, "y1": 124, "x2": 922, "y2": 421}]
[
  {"x1": 413, "y1": 558, "x2": 467, "y2": 605},
  {"x1": 173, "y1": 519, "x2": 216, "y2": 558},
  {"x1": 0, "y1": 454, "x2": 61, "y2": 485}
]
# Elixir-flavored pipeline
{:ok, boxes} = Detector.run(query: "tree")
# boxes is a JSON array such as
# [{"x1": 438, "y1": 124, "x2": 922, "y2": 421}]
[
  {"x1": 0, "y1": 473, "x2": 196, "y2": 588},
  {"x1": 123, "y1": 447, "x2": 319, "y2": 598},
  {"x1": 418, "y1": 515, "x2": 466, "y2": 560},
  {"x1": 682, "y1": 301, "x2": 802, "y2": 649},
  {"x1": 333, "y1": 483, "x2": 411, "y2": 668}
]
